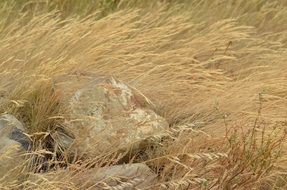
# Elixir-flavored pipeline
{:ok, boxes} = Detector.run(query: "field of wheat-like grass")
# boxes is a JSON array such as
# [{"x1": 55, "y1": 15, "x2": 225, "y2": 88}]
[{"x1": 0, "y1": 0, "x2": 287, "y2": 189}]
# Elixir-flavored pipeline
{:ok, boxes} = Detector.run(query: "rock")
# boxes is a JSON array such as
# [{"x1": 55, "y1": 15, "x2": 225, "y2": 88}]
[
  {"x1": 0, "y1": 114, "x2": 31, "y2": 179},
  {"x1": 0, "y1": 114, "x2": 31, "y2": 150},
  {"x1": 60, "y1": 76, "x2": 168, "y2": 156},
  {"x1": 30, "y1": 163, "x2": 157, "y2": 189},
  {"x1": 77, "y1": 163, "x2": 158, "y2": 189},
  {"x1": 51, "y1": 127, "x2": 75, "y2": 151}
]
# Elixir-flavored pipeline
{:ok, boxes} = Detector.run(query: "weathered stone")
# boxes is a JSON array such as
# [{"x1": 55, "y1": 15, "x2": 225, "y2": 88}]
[
  {"x1": 78, "y1": 163, "x2": 158, "y2": 189},
  {"x1": 51, "y1": 127, "x2": 75, "y2": 151},
  {"x1": 30, "y1": 163, "x2": 157, "y2": 189},
  {"x1": 0, "y1": 114, "x2": 30, "y2": 179},
  {"x1": 57, "y1": 76, "x2": 168, "y2": 156},
  {"x1": 0, "y1": 114, "x2": 31, "y2": 150}
]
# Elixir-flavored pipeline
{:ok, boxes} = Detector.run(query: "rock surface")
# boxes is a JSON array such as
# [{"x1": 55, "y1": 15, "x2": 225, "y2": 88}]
[
  {"x1": 31, "y1": 163, "x2": 158, "y2": 190},
  {"x1": 59, "y1": 76, "x2": 169, "y2": 156},
  {"x1": 0, "y1": 114, "x2": 31, "y2": 151},
  {"x1": 0, "y1": 114, "x2": 30, "y2": 179},
  {"x1": 77, "y1": 163, "x2": 158, "y2": 189}
]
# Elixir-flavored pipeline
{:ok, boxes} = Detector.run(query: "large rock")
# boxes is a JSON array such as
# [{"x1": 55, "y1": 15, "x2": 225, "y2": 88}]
[
  {"x1": 0, "y1": 114, "x2": 31, "y2": 179},
  {"x1": 58, "y1": 76, "x2": 168, "y2": 156}
]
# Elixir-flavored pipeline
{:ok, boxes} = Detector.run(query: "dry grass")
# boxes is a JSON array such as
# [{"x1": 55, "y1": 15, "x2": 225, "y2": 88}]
[{"x1": 0, "y1": 0, "x2": 287, "y2": 189}]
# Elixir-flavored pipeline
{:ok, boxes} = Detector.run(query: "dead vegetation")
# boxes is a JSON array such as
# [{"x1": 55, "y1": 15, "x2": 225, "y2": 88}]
[{"x1": 0, "y1": 0, "x2": 287, "y2": 189}]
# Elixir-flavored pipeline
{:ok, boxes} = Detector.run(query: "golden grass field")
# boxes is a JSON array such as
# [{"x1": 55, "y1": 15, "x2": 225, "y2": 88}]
[{"x1": 0, "y1": 0, "x2": 287, "y2": 189}]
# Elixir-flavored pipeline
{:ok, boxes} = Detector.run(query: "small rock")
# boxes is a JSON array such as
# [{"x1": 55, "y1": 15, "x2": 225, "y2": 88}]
[
  {"x1": 0, "y1": 114, "x2": 31, "y2": 150},
  {"x1": 0, "y1": 114, "x2": 31, "y2": 179},
  {"x1": 30, "y1": 163, "x2": 158, "y2": 189},
  {"x1": 51, "y1": 127, "x2": 75, "y2": 151},
  {"x1": 80, "y1": 163, "x2": 158, "y2": 189}
]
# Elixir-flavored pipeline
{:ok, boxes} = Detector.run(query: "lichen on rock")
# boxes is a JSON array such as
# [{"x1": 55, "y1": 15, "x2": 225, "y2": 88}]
[{"x1": 58, "y1": 75, "x2": 169, "y2": 157}]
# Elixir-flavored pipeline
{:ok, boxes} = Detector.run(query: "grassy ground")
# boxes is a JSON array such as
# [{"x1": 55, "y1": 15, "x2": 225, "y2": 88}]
[{"x1": 0, "y1": 0, "x2": 287, "y2": 189}]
